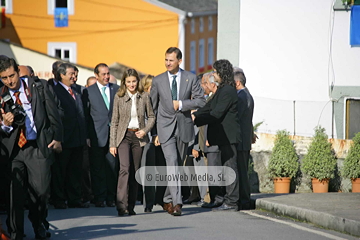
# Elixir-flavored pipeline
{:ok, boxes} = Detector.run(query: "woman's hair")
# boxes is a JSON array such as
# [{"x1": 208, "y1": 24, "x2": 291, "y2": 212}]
[
  {"x1": 213, "y1": 59, "x2": 236, "y2": 88},
  {"x1": 117, "y1": 68, "x2": 143, "y2": 97},
  {"x1": 140, "y1": 74, "x2": 154, "y2": 92}
]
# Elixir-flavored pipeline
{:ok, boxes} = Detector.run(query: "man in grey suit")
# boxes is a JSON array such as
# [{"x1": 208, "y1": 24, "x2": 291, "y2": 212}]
[
  {"x1": 150, "y1": 47, "x2": 205, "y2": 216},
  {"x1": 234, "y1": 68, "x2": 255, "y2": 210},
  {"x1": 83, "y1": 63, "x2": 119, "y2": 208}
]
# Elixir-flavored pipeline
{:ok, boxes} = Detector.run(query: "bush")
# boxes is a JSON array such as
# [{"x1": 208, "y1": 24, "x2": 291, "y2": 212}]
[
  {"x1": 301, "y1": 126, "x2": 337, "y2": 181},
  {"x1": 268, "y1": 130, "x2": 299, "y2": 178},
  {"x1": 341, "y1": 132, "x2": 360, "y2": 179}
]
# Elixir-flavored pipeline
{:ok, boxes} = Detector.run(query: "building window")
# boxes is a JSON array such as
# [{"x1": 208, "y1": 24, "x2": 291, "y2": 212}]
[
  {"x1": 345, "y1": 98, "x2": 360, "y2": 139},
  {"x1": 199, "y1": 17, "x2": 204, "y2": 33},
  {"x1": 207, "y1": 38, "x2": 214, "y2": 69},
  {"x1": 190, "y1": 41, "x2": 196, "y2": 74},
  {"x1": 191, "y1": 19, "x2": 195, "y2": 34},
  {"x1": 1, "y1": 0, "x2": 13, "y2": 14},
  {"x1": 208, "y1": 16, "x2": 213, "y2": 31},
  {"x1": 199, "y1": 39, "x2": 205, "y2": 72},
  {"x1": 48, "y1": 42, "x2": 77, "y2": 63},
  {"x1": 48, "y1": 0, "x2": 74, "y2": 15}
]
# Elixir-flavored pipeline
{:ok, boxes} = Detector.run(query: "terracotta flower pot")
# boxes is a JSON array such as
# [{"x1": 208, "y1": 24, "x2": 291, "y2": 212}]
[
  {"x1": 351, "y1": 178, "x2": 360, "y2": 193},
  {"x1": 311, "y1": 178, "x2": 329, "y2": 193},
  {"x1": 273, "y1": 177, "x2": 291, "y2": 193}
]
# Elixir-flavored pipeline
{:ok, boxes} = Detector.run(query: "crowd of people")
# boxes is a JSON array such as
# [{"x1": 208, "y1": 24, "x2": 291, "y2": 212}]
[{"x1": 0, "y1": 46, "x2": 255, "y2": 240}]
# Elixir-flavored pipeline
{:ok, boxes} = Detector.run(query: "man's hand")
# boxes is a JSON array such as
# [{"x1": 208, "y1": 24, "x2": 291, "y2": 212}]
[
  {"x1": 135, "y1": 130, "x2": 146, "y2": 139},
  {"x1": 1, "y1": 109, "x2": 14, "y2": 126},
  {"x1": 48, "y1": 140, "x2": 62, "y2": 153},
  {"x1": 153, "y1": 135, "x2": 160, "y2": 146},
  {"x1": 206, "y1": 140, "x2": 210, "y2": 147},
  {"x1": 110, "y1": 147, "x2": 117, "y2": 157},
  {"x1": 173, "y1": 100, "x2": 179, "y2": 111},
  {"x1": 86, "y1": 139, "x2": 91, "y2": 148},
  {"x1": 192, "y1": 149, "x2": 199, "y2": 158}
]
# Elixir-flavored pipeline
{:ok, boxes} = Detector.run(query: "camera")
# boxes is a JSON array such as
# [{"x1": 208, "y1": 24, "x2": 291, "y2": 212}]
[{"x1": 1, "y1": 93, "x2": 27, "y2": 125}]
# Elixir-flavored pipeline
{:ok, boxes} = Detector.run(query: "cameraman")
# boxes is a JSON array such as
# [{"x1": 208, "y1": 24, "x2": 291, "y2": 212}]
[{"x1": 0, "y1": 57, "x2": 63, "y2": 240}]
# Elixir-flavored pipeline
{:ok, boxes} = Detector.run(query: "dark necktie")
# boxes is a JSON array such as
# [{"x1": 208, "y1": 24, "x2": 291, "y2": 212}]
[
  {"x1": 171, "y1": 75, "x2": 177, "y2": 100},
  {"x1": 14, "y1": 91, "x2": 27, "y2": 148}
]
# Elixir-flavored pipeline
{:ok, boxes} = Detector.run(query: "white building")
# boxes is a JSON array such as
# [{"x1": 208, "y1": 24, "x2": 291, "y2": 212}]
[{"x1": 218, "y1": 0, "x2": 360, "y2": 139}]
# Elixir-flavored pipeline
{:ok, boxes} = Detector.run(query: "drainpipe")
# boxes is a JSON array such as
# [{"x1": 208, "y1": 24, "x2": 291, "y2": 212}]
[{"x1": 178, "y1": 13, "x2": 186, "y2": 70}]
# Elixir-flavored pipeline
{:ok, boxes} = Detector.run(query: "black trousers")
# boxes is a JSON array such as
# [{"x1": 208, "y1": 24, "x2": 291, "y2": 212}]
[
  {"x1": 51, "y1": 146, "x2": 83, "y2": 205},
  {"x1": 219, "y1": 144, "x2": 239, "y2": 207},
  {"x1": 7, "y1": 141, "x2": 51, "y2": 240},
  {"x1": 90, "y1": 143, "x2": 118, "y2": 203},
  {"x1": 81, "y1": 145, "x2": 93, "y2": 202},
  {"x1": 237, "y1": 150, "x2": 251, "y2": 207},
  {"x1": 206, "y1": 151, "x2": 225, "y2": 203}
]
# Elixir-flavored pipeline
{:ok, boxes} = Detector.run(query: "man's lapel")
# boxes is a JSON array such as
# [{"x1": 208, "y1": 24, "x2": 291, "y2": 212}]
[
  {"x1": 159, "y1": 72, "x2": 172, "y2": 100},
  {"x1": 179, "y1": 70, "x2": 189, "y2": 100},
  {"x1": 28, "y1": 77, "x2": 37, "y2": 115},
  {"x1": 109, "y1": 83, "x2": 116, "y2": 113}
]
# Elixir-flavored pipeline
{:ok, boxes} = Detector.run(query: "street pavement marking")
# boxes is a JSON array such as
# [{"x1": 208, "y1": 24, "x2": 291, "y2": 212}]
[{"x1": 244, "y1": 211, "x2": 348, "y2": 240}]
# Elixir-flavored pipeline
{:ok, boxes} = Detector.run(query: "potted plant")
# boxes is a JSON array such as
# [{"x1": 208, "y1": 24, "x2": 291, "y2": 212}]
[
  {"x1": 301, "y1": 126, "x2": 337, "y2": 193},
  {"x1": 341, "y1": 132, "x2": 360, "y2": 192},
  {"x1": 268, "y1": 130, "x2": 299, "y2": 193}
]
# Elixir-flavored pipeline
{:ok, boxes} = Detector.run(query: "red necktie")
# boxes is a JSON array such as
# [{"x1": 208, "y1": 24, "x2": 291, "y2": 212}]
[
  {"x1": 14, "y1": 91, "x2": 27, "y2": 148},
  {"x1": 68, "y1": 88, "x2": 76, "y2": 100}
]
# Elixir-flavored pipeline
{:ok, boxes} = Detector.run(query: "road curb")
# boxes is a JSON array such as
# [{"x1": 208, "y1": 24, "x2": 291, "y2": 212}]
[{"x1": 255, "y1": 198, "x2": 360, "y2": 237}]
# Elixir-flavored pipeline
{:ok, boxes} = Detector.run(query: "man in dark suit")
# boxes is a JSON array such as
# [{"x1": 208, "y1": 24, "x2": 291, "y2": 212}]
[
  {"x1": 193, "y1": 59, "x2": 240, "y2": 211},
  {"x1": 51, "y1": 63, "x2": 88, "y2": 209},
  {"x1": 47, "y1": 60, "x2": 62, "y2": 87},
  {"x1": 234, "y1": 69, "x2": 255, "y2": 210},
  {"x1": 150, "y1": 47, "x2": 205, "y2": 216},
  {"x1": 83, "y1": 63, "x2": 119, "y2": 207},
  {"x1": 0, "y1": 57, "x2": 63, "y2": 239}
]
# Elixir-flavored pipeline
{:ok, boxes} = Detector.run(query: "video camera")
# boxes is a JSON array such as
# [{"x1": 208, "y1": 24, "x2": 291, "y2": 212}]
[{"x1": 0, "y1": 93, "x2": 26, "y2": 125}]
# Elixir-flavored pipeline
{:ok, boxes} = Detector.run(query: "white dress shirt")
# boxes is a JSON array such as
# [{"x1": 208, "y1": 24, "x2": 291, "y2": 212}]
[
  {"x1": 127, "y1": 90, "x2": 139, "y2": 129},
  {"x1": 167, "y1": 69, "x2": 183, "y2": 110}
]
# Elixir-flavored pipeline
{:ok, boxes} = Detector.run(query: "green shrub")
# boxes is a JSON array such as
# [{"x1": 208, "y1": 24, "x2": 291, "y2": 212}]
[
  {"x1": 341, "y1": 132, "x2": 360, "y2": 179},
  {"x1": 268, "y1": 130, "x2": 299, "y2": 178},
  {"x1": 301, "y1": 126, "x2": 337, "y2": 181}
]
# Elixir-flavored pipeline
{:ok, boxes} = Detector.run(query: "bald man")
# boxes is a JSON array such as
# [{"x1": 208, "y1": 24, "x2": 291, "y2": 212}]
[
  {"x1": 18, "y1": 65, "x2": 32, "y2": 77},
  {"x1": 86, "y1": 76, "x2": 97, "y2": 88}
]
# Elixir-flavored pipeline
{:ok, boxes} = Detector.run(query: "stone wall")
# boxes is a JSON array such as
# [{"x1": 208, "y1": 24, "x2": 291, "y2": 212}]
[{"x1": 249, "y1": 133, "x2": 353, "y2": 193}]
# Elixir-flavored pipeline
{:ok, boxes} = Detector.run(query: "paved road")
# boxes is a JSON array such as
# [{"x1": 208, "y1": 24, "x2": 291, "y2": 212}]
[{"x1": 1, "y1": 204, "x2": 356, "y2": 240}]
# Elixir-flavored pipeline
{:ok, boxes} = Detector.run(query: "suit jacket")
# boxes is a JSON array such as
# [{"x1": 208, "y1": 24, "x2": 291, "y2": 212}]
[
  {"x1": 110, "y1": 91, "x2": 155, "y2": 148},
  {"x1": 47, "y1": 78, "x2": 57, "y2": 87},
  {"x1": 72, "y1": 83, "x2": 86, "y2": 95},
  {"x1": 150, "y1": 70, "x2": 205, "y2": 144},
  {"x1": 83, "y1": 83, "x2": 119, "y2": 148},
  {"x1": 0, "y1": 77, "x2": 63, "y2": 161},
  {"x1": 53, "y1": 83, "x2": 86, "y2": 148},
  {"x1": 237, "y1": 87, "x2": 254, "y2": 151},
  {"x1": 194, "y1": 84, "x2": 241, "y2": 146}
]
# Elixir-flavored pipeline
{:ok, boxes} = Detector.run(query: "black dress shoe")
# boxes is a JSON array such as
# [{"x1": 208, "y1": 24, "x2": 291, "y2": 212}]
[
  {"x1": 201, "y1": 201, "x2": 222, "y2": 208},
  {"x1": 144, "y1": 208, "x2": 152, "y2": 213},
  {"x1": 183, "y1": 197, "x2": 200, "y2": 204},
  {"x1": 95, "y1": 201, "x2": 105, "y2": 208},
  {"x1": 34, "y1": 224, "x2": 51, "y2": 240},
  {"x1": 106, "y1": 201, "x2": 115, "y2": 207},
  {"x1": 128, "y1": 209, "x2": 136, "y2": 215},
  {"x1": 54, "y1": 202, "x2": 67, "y2": 209},
  {"x1": 68, "y1": 202, "x2": 90, "y2": 208},
  {"x1": 212, "y1": 203, "x2": 237, "y2": 212}
]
